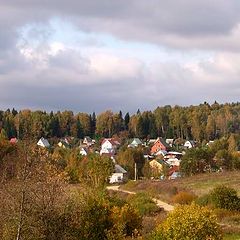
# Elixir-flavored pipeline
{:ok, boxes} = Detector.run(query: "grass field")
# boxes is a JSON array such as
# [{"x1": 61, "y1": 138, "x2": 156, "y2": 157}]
[
  {"x1": 120, "y1": 171, "x2": 240, "y2": 238},
  {"x1": 223, "y1": 233, "x2": 240, "y2": 240},
  {"x1": 121, "y1": 171, "x2": 240, "y2": 202}
]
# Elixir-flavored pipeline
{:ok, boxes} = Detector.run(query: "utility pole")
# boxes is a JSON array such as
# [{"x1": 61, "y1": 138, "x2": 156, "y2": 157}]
[{"x1": 134, "y1": 162, "x2": 137, "y2": 181}]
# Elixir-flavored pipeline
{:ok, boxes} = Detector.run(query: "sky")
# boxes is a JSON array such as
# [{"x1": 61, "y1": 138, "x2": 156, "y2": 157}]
[{"x1": 1, "y1": 0, "x2": 240, "y2": 113}]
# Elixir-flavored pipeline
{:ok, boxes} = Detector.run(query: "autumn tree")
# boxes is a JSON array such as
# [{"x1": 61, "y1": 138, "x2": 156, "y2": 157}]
[
  {"x1": 152, "y1": 203, "x2": 222, "y2": 240},
  {"x1": 117, "y1": 148, "x2": 145, "y2": 179}
]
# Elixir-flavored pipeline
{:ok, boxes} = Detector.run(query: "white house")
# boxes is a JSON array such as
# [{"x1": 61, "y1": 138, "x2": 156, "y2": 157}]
[
  {"x1": 37, "y1": 137, "x2": 50, "y2": 148},
  {"x1": 109, "y1": 164, "x2": 127, "y2": 183},
  {"x1": 148, "y1": 139, "x2": 157, "y2": 145},
  {"x1": 206, "y1": 140, "x2": 215, "y2": 146},
  {"x1": 166, "y1": 139, "x2": 174, "y2": 147},
  {"x1": 100, "y1": 138, "x2": 120, "y2": 156},
  {"x1": 83, "y1": 136, "x2": 94, "y2": 146},
  {"x1": 164, "y1": 151, "x2": 183, "y2": 160},
  {"x1": 165, "y1": 157, "x2": 181, "y2": 166},
  {"x1": 80, "y1": 147, "x2": 88, "y2": 156},
  {"x1": 128, "y1": 138, "x2": 142, "y2": 148},
  {"x1": 184, "y1": 140, "x2": 196, "y2": 149}
]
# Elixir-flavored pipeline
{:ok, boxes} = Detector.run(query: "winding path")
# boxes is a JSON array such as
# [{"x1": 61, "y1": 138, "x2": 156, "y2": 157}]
[{"x1": 107, "y1": 185, "x2": 174, "y2": 212}]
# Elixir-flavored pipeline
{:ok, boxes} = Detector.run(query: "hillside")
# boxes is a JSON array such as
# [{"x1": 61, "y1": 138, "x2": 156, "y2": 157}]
[{"x1": 120, "y1": 171, "x2": 240, "y2": 203}]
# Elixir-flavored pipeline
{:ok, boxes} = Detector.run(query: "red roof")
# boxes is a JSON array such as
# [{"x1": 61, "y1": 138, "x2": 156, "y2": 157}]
[
  {"x1": 10, "y1": 138, "x2": 18, "y2": 144},
  {"x1": 168, "y1": 165, "x2": 180, "y2": 176}
]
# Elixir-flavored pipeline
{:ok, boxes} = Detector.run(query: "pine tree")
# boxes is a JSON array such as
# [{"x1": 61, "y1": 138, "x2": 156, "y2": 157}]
[{"x1": 124, "y1": 112, "x2": 130, "y2": 130}]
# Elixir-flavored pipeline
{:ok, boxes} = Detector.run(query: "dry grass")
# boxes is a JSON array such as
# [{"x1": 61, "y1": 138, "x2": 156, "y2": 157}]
[{"x1": 121, "y1": 171, "x2": 240, "y2": 203}]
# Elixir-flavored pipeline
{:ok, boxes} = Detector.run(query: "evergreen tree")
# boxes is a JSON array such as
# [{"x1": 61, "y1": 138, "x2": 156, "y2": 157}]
[
  {"x1": 76, "y1": 117, "x2": 84, "y2": 139},
  {"x1": 90, "y1": 112, "x2": 96, "y2": 137},
  {"x1": 124, "y1": 112, "x2": 130, "y2": 130}
]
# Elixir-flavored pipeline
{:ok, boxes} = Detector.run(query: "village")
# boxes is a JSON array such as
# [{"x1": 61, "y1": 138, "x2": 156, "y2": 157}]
[{"x1": 24, "y1": 135, "x2": 203, "y2": 183}]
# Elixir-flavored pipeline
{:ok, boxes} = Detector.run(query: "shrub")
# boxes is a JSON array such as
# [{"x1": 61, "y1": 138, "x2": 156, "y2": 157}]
[
  {"x1": 152, "y1": 203, "x2": 222, "y2": 240},
  {"x1": 127, "y1": 192, "x2": 160, "y2": 216},
  {"x1": 171, "y1": 191, "x2": 197, "y2": 205},
  {"x1": 195, "y1": 193, "x2": 212, "y2": 206},
  {"x1": 110, "y1": 204, "x2": 142, "y2": 236},
  {"x1": 210, "y1": 185, "x2": 240, "y2": 211}
]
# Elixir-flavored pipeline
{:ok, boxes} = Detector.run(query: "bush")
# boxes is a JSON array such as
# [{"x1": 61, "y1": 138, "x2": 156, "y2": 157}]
[
  {"x1": 210, "y1": 185, "x2": 240, "y2": 211},
  {"x1": 110, "y1": 204, "x2": 142, "y2": 236},
  {"x1": 151, "y1": 203, "x2": 222, "y2": 240},
  {"x1": 171, "y1": 191, "x2": 197, "y2": 205},
  {"x1": 195, "y1": 193, "x2": 212, "y2": 206},
  {"x1": 127, "y1": 192, "x2": 160, "y2": 216}
]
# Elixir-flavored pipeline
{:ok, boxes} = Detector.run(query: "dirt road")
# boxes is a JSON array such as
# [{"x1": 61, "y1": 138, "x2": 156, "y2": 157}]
[{"x1": 107, "y1": 185, "x2": 174, "y2": 211}]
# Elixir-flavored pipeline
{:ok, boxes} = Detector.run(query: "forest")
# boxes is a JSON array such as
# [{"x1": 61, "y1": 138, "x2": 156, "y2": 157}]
[
  {"x1": 1, "y1": 101, "x2": 240, "y2": 142},
  {"x1": 1, "y1": 102, "x2": 240, "y2": 239}
]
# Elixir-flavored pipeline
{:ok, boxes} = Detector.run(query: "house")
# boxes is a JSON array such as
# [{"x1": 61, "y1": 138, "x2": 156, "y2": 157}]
[
  {"x1": 83, "y1": 136, "x2": 94, "y2": 146},
  {"x1": 166, "y1": 139, "x2": 174, "y2": 147},
  {"x1": 206, "y1": 140, "x2": 215, "y2": 146},
  {"x1": 58, "y1": 139, "x2": 70, "y2": 149},
  {"x1": 148, "y1": 139, "x2": 157, "y2": 145},
  {"x1": 144, "y1": 154, "x2": 154, "y2": 160},
  {"x1": 151, "y1": 137, "x2": 170, "y2": 155},
  {"x1": 37, "y1": 137, "x2": 50, "y2": 148},
  {"x1": 168, "y1": 165, "x2": 181, "y2": 179},
  {"x1": 164, "y1": 151, "x2": 183, "y2": 160},
  {"x1": 128, "y1": 138, "x2": 142, "y2": 148},
  {"x1": 149, "y1": 159, "x2": 170, "y2": 178},
  {"x1": 184, "y1": 140, "x2": 196, "y2": 149},
  {"x1": 169, "y1": 171, "x2": 181, "y2": 180},
  {"x1": 155, "y1": 150, "x2": 168, "y2": 157},
  {"x1": 10, "y1": 138, "x2": 18, "y2": 144},
  {"x1": 165, "y1": 157, "x2": 181, "y2": 166},
  {"x1": 149, "y1": 159, "x2": 169, "y2": 172},
  {"x1": 80, "y1": 147, "x2": 88, "y2": 156},
  {"x1": 109, "y1": 164, "x2": 127, "y2": 183},
  {"x1": 100, "y1": 138, "x2": 120, "y2": 156}
]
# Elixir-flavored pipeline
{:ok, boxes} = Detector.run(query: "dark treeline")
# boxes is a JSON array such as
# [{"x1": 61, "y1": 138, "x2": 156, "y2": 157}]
[{"x1": 1, "y1": 101, "x2": 240, "y2": 141}]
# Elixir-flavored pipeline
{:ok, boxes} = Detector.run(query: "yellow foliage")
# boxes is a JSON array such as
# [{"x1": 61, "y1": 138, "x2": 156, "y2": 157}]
[{"x1": 153, "y1": 203, "x2": 222, "y2": 240}]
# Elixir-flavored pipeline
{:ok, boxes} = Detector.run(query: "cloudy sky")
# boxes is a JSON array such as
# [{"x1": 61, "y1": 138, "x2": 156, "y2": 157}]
[{"x1": 1, "y1": 1, "x2": 240, "y2": 113}]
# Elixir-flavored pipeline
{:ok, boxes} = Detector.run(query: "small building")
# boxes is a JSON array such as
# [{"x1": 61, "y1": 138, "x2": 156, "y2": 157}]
[
  {"x1": 128, "y1": 138, "x2": 142, "y2": 148},
  {"x1": 149, "y1": 159, "x2": 169, "y2": 172},
  {"x1": 184, "y1": 140, "x2": 196, "y2": 149},
  {"x1": 168, "y1": 165, "x2": 180, "y2": 179},
  {"x1": 37, "y1": 137, "x2": 50, "y2": 148},
  {"x1": 151, "y1": 137, "x2": 170, "y2": 155},
  {"x1": 109, "y1": 164, "x2": 127, "y2": 183},
  {"x1": 149, "y1": 159, "x2": 170, "y2": 178},
  {"x1": 100, "y1": 138, "x2": 120, "y2": 156},
  {"x1": 80, "y1": 147, "x2": 88, "y2": 156},
  {"x1": 164, "y1": 151, "x2": 183, "y2": 160},
  {"x1": 58, "y1": 139, "x2": 70, "y2": 149},
  {"x1": 166, "y1": 139, "x2": 174, "y2": 147},
  {"x1": 206, "y1": 140, "x2": 215, "y2": 146},
  {"x1": 83, "y1": 136, "x2": 94, "y2": 146},
  {"x1": 10, "y1": 138, "x2": 18, "y2": 144},
  {"x1": 169, "y1": 171, "x2": 181, "y2": 180},
  {"x1": 155, "y1": 150, "x2": 168, "y2": 157},
  {"x1": 148, "y1": 139, "x2": 157, "y2": 145},
  {"x1": 165, "y1": 158, "x2": 181, "y2": 167}
]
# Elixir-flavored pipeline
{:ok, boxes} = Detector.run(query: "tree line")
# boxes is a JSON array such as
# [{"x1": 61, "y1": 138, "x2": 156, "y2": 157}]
[{"x1": 1, "y1": 101, "x2": 240, "y2": 141}]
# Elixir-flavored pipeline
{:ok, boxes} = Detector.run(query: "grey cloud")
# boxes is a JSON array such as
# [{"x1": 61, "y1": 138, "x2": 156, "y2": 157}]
[
  {"x1": 1, "y1": 47, "x2": 240, "y2": 113},
  {"x1": 1, "y1": 0, "x2": 240, "y2": 50},
  {"x1": 1, "y1": 1, "x2": 240, "y2": 112}
]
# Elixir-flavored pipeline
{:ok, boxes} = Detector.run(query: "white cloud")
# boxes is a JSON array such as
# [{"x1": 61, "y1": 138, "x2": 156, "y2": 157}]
[{"x1": 1, "y1": 1, "x2": 240, "y2": 112}]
